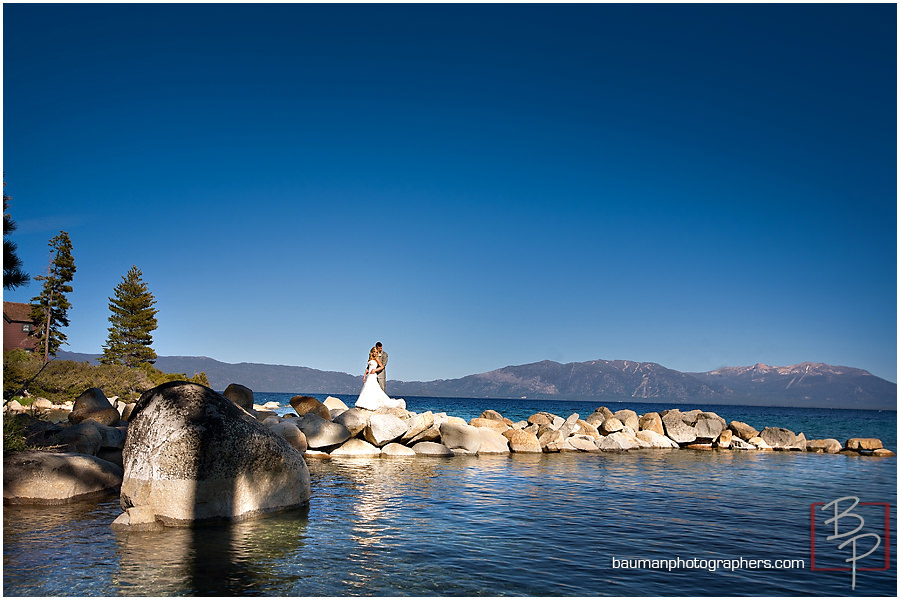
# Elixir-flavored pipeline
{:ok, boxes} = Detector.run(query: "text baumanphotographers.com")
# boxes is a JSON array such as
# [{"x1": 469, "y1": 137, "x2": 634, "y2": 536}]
[{"x1": 611, "y1": 556, "x2": 806, "y2": 573}]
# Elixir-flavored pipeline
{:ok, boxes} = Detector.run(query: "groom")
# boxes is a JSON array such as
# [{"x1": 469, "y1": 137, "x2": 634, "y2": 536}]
[{"x1": 376, "y1": 341, "x2": 387, "y2": 392}]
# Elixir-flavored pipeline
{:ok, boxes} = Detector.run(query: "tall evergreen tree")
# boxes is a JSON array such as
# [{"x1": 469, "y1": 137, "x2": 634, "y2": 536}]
[
  {"x1": 4, "y1": 181, "x2": 30, "y2": 290},
  {"x1": 30, "y1": 231, "x2": 76, "y2": 361},
  {"x1": 101, "y1": 265, "x2": 159, "y2": 368}
]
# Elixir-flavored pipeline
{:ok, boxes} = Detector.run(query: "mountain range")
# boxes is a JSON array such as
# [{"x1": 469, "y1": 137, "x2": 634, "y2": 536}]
[{"x1": 56, "y1": 351, "x2": 896, "y2": 410}]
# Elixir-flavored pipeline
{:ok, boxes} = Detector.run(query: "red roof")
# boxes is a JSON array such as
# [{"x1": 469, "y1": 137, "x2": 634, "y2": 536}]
[{"x1": 3, "y1": 302, "x2": 36, "y2": 323}]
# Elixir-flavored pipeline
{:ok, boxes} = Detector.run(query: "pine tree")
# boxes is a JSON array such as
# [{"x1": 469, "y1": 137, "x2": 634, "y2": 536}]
[
  {"x1": 30, "y1": 231, "x2": 76, "y2": 361},
  {"x1": 101, "y1": 265, "x2": 159, "y2": 368},
  {"x1": 4, "y1": 181, "x2": 30, "y2": 290}
]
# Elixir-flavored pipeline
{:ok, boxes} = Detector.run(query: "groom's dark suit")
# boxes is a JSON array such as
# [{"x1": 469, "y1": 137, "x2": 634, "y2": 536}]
[{"x1": 377, "y1": 350, "x2": 387, "y2": 392}]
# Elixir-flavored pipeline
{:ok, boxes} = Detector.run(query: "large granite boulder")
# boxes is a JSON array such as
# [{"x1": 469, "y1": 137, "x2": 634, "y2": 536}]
[
  {"x1": 382, "y1": 442, "x2": 416, "y2": 457},
  {"x1": 597, "y1": 432, "x2": 640, "y2": 451},
  {"x1": 574, "y1": 419, "x2": 602, "y2": 440},
  {"x1": 729, "y1": 421, "x2": 759, "y2": 441},
  {"x1": 323, "y1": 396, "x2": 349, "y2": 411},
  {"x1": 694, "y1": 417, "x2": 725, "y2": 441},
  {"x1": 527, "y1": 412, "x2": 556, "y2": 427},
  {"x1": 440, "y1": 422, "x2": 482, "y2": 453},
  {"x1": 4, "y1": 451, "x2": 123, "y2": 504},
  {"x1": 331, "y1": 438, "x2": 382, "y2": 457},
  {"x1": 635, "y1": 430, "x2": 679, "y2": 448},
  {"x1": 222, "y1": 384, "x2": 254, "y2": 412},
  {"x1": 469, "y1": 417, "x2": 509, "y2": 433},
  {"x1": 568, "y1": 435, "x2": 599, "y2": 452},
  {"x1": 600, "y1": 418, "x2": 624, "y2": 435},
  {"x1": 56, "y1": 421, "x2": 103, "y2": 455},
  {"x1": 402, "y1": 411, "x2": 435, "y2": 443},
  {"x1": 267, "y1": 421, "x2": 308, "y2": 452},
  {"x1": 479, "y1": 409, "x2": 513, "y2": 425},
  {"x1": 69, "y1": 388, "x2": 120, "y2": 427},
  {"x1": 759, "y1": 427, "x2": 805, "y2": 450},
  {"x1": 476, "y1": 429, "x2": 511, "y2": 454},
  {"x1": 298, "y1": 413, "x2": 352, "y2": 449},
  {"x1": 363, "y1": 414, "x2": 408, "y2": 447},
  {"x1": 289, "y1": 396, "x2": 331, "y2": 420},
  {"x1": 114, "y1": 382, "x2": 310, "y2": 529},
  {"x1": 807, "y1": 438, "x2": 842, "y2": 454},
  {"x1": 613, "y1": 410, "x2": 639, "y2": 431},
  {"x1": 661, "y1": 410, "x2": 698, "y2": 444},
  {"x1": 845, "y1": 438, "x2": 884, "y2": 451},
  {"x1": 412, "y1": 441, "x2": 454, "y2": 457},
  {"x1": 638, "y1": 412, "x2": 665, "y2": 436},
  {"x1": 333, "y1": 408, "x2": 370, "y2": 437},
  {"x1": 502, "y1": 429, "x2": 543, "y2": 453},
  {"x1": 715, "y1": 429, "x2": 733, "y2": 449}
]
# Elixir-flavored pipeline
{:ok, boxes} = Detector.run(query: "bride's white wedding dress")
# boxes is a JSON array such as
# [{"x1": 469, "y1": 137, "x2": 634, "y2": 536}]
[{"x1": 355, "y1": 359, "x2": 406, "y2": 411}]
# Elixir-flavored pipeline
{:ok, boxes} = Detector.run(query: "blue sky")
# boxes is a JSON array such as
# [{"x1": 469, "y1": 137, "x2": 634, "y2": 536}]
[{"x1": 3, "y1": 3, "x2": 897, "y2": 383}]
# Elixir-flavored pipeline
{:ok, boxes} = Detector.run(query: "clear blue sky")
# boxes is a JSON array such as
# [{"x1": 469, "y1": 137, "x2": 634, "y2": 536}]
[{"x1": 3, "y1": 3, "x2": 897, "y2": 383}]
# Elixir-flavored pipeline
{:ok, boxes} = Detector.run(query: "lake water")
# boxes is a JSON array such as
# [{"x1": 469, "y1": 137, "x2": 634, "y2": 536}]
[{"x1": 4, "y1": 395, "x2": 897, "y2": 596}]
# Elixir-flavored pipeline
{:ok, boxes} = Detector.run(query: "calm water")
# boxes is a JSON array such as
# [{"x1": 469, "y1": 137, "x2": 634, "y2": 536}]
[{"x1": 4, "y1": 396, "x2": 897, "y2": 596}]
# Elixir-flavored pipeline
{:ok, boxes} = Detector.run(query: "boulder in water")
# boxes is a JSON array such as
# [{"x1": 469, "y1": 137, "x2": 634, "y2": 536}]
[
  {"x1": 4, "y1": 451, "x2": 123, "y2": 504},
  {"x1": 114, "y1": 382, "x2": 310, "y2": 528}
]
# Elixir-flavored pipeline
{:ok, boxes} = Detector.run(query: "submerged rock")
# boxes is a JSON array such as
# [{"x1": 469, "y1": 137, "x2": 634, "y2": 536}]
[
  {"x1": 4, "y1": 451, "x2": 123, "y2": 504},
  {"x1": 114, "y1": 382, "x2": 310, "y2": 529}
]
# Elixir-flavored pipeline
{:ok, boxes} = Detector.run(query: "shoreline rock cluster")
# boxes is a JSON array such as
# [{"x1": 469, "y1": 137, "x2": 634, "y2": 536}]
[{"x1": 3, "y1": 383, "x2": 894, "y2": 512}]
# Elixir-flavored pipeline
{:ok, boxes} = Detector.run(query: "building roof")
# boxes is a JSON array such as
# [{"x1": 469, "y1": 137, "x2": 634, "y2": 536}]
[{"x1": 3, "y1": 301, "x2": 36, "y2": 323}]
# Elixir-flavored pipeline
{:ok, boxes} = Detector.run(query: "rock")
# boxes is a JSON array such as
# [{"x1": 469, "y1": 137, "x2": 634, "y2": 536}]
[
  {"x1": 363, "y1": 414, "x2": 408, "y2": 447},
  {"x1": 479, "y1": 409, "x2": 510, "y2": 423},
  {"x1": 538, "y1": 428, "x2": 566, "y2": 450},
  {"x1": 680, "y1": 409, "x2": 703, "y2": 425},
  {"x1": 116, "y1": 382, "x2": 310, "y2": 528},
  {"x1": 121, "y1": 403, "x2": 137, "y2": 421},
  {"x1": 546, "y1": 438, "x2": 578, "y2": 452},
  {"x1": 4, "y1": 451, "x2": 124, "y2": 504},
  {"x1": 638, "y1": 412, "x2": 665, "y2": 436},
  {"x1": 44, "y1": 408, "x2": 71, "y2": 424},
  {"x1": 845, "y1": 438, "x2": 884, "y2": 451},
  {"x1": 412, "y1": 441, "x2": 454, "y2": 457},
  {"x1": 222, "y1": 384, "x2": 254, "y2": 411},
  {"x1": 468, "y1": 417, "x2": 509, "y2": 433},
  {"x1": 268, "y1": 421, "x2": 308, "y2": 452},
  {"x1": 255, "y1": 410, "x2": 278, "y2": 422},
  {"x1": 33, "y1": 398, "x2": 53, "y2": 410},
  {"x1": 331, "y1": 438, "x2": 382, "y2": 457},
  {"x1": 262, "y1": 416, "x2": 280, "y2": 426},
  {"x1": 730, "y1": 437, "x2": 757, "y2": 450},
  {"x1": 445, "y1": 415, "x2": 469, "y2": 427},
  {"x1": 56, "y1": 421, "x2": 102, "y2": 455},
  {"x1": 289, "y1": 396, "x2": 331, "y2": 420},
  {"x1": 568, "y1": 435, "x2": 598, "y2": 452},
  {"x1": 635, "y1": 430, "x2": 679, "y2": 448},
  {"x1": 5, "y1": 399, "x2": 26, "y2": 413},
  {"x1": 502, "y1": 429, "x2": 543, "y2": 453},
  {"x1": 329, "y1": 408, "x2": 346, "y2": 420},
  {"x1": 407, "y1": 425, "x2": 442, "y2": 445},
  {"x1": 715, "y1": 429, "x2": 733, "y2": 449},
  {"x1": 324, "y1": 396, "x2": 349, "y2": 411},
  {"x1": 97, "y1": 448, "x2": 124, "y2": 469},
  {"x1": 298, "y1": 413, "x2": 352, "y2": 449},
  {"x1": 402, "y1": 411, "x2": 435, "y2": 443},
  {"x1": 527, "y1": 412, "x2": 556, "y2": 427},
  {"x1": 729, "y1": 421, "x2": 759, "y2": 441},
  {"x1": 760, "y1": 427, "x2": 804, "y2": 450},
  {"x1": 597, "y1": 432, "x2": 636, "y2": 451},
  {"x1": 661, "y1": 410, "x2": 698, "y2": 444},
  {"x1": 69, "y1": 388, "x2": 120, "y2": 427},
  {"x1": 872, "y1": 448, "x2": 895, "y2": 457},
  {"x1": 511, "y1": 421, "x2": 528, "y2": 429},
  {"x1": 748, "y1": 436, "x2": 773, "y2": 450},
  {"x1": 574, "y1": 419, "x2": 602, "y2": 440},
  {"x1": 333, "y1": 408, "x2": 370, "y2": 437},
  {"x1": 476, "y1": 429, "x2": 510, "y2": 454},
  {"x1": 613, "y1": 410, "x2": 639, "y2": 431},
  {"x1": 685, "y1": 443, "x2": 714, "y2": 450},
  {"x1": 694, "y1": 417, "x2": 725, "y2": 441},
  {"x1": 806, "y1": 438, "x2": 842, "y2": 454},
  {"x1": 382, "y1": 443, "x2": 416, "y2": 457},
  {"x1": 600, "y1": 418, "x2": 624, "y2": 435},
  {"x1": 439, "y1": 422, "x2": 482, "y2": 453}
]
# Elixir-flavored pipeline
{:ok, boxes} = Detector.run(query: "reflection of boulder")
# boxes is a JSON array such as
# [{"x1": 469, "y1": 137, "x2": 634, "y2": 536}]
[
  {"x1": 114, "y1": 382, "x2": 310, "y2": 529},
  {"x1": 4, "y1": 451, "x2": 123, "y2": 504}
]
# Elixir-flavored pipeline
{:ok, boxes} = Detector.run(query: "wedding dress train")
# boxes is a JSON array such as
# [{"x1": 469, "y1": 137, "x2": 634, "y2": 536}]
[{"x1": 355, "y1": 359, "x2": 406, "y2": 411}]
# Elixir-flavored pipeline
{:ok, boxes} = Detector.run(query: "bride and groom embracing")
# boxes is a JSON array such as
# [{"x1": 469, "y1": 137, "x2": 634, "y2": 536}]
[{"x1": 355, "y1": 341, "x2": 406, "y2": 411}]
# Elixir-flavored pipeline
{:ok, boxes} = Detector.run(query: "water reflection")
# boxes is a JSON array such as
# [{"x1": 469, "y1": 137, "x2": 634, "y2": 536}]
[{"x1": 112, "y1": 505, "x2": 309, "y2": 595}]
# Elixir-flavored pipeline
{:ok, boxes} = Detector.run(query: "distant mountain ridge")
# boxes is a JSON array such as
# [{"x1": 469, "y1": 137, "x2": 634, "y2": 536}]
[{"x1": 55, "y1": 351, "x2": 896, "y2": 410}]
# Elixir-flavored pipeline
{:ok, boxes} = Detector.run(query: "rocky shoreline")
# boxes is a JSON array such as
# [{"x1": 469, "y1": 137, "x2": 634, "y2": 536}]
[{"x1": 3, "y1": 382, "x2": 894, "y2": 526}]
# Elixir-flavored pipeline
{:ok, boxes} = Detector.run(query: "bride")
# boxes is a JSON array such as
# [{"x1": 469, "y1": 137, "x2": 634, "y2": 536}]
[{"x1": 355, "y1": 347, "x2": 406, "y2": 411}]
